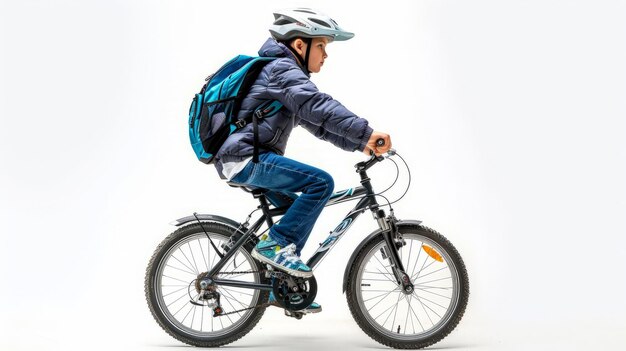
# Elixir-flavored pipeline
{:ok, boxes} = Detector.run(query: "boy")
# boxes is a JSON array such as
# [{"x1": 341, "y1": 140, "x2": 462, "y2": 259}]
[{"x1": 214, "y1": 8, "x2": 392, "y2": 310}]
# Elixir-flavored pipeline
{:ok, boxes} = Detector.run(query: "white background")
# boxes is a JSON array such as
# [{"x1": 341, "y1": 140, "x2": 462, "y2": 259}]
[{"x1": 1, "y1": 0, "x2": 625, "y2": 350}]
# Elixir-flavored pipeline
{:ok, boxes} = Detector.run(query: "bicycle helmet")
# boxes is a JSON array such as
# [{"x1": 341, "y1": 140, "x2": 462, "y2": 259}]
[{"x1": 269, "y1": 8, "x2": 354, "y2": 42}]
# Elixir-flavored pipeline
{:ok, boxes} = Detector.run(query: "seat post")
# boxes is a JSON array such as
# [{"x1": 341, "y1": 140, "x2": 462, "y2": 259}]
[{"x1": 253, "y1": 190, "x2": 274, "y2": 228}]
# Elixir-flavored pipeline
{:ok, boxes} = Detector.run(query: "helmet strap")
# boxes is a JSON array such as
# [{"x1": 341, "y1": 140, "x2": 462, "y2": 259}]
[
  {"x1": 303, "y1": 37, "x2": 312, "y2": 75},
  {"x1": 282, "y1": 37, "x2": 312, "y2": 75}
]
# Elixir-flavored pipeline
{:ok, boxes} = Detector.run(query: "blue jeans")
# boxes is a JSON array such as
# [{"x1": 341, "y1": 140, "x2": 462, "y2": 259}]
[{"x1": 230, "y1": 153, "x2": 334, "y2": 255}]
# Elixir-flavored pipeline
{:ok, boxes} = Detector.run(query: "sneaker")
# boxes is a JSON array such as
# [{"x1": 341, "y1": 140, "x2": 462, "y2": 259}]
[
  {"x1": 252, "y1": 235, "x2": 313, "y2": 278},
  {"x1": 268, "y1": 291, "x2": 322, "y2": 313}
]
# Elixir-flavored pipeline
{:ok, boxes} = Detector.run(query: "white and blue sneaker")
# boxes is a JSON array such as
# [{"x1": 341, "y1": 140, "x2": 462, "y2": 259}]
[{"x1": 252, "y1": 235, "x2": 313, "y2": 278}]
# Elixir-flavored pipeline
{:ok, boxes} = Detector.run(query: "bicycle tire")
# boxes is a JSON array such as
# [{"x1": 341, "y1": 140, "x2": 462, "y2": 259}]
[
  {"x1": 346, "y1": 223, "x2": 469, "y2": 349},
  {"x1": 145, "y1": 222, "x2": 269, "y2": 347}
]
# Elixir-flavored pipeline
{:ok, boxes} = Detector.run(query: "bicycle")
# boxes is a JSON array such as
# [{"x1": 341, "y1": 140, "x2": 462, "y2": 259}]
[{"x1": 145, "y1": 143, "x2": 469, "y2": 349}]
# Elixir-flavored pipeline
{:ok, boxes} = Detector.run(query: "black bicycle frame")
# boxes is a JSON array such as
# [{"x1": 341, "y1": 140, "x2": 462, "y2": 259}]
[{"x1": 206, "y1": 155, "x2": 409, "y2": 291}]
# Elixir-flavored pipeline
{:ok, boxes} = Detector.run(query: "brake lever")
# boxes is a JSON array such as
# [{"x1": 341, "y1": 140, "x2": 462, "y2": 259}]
[{"x1": 385, "y1": 148, "x2": 397, "y2": 157}]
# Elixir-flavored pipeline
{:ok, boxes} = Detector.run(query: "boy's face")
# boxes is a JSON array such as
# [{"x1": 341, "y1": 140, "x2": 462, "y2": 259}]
[
  {"x1": 291, "y1": 37, "x2": 330, "y2": 74},
  {"x1": 307, "y1": 37, "x2": 330, "y2": 73}
]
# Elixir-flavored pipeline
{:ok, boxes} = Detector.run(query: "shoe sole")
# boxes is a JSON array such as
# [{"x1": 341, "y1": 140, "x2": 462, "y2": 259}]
[
  {"x1": 299, "y1": 307, "x2": 322, "y2": 314},
  {"x1": 251, "y1": 249, "x2": 313, "y2": 278}
]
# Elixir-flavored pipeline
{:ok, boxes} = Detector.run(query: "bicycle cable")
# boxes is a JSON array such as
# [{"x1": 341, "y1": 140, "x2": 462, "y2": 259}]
[{"x1": 322, "y1": 150, "x2": 410, "y2": 211}]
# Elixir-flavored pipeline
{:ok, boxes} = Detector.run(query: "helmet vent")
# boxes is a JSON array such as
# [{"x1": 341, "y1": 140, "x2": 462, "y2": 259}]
[
  {"x1": 294, "y1": 8, "x2": 316, "y2": 14},
  {"x1": 308, "y1": 18, "x2": 331, "y2": 28},
  {"x1": 274, "y1": 18, "x2": 293, "y2": 26}
]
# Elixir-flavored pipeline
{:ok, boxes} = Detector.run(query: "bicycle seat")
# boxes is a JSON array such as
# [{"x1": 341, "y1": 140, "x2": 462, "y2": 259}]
[{"x1": 226, "y1": 181, "x2": 268, "y2": 195}]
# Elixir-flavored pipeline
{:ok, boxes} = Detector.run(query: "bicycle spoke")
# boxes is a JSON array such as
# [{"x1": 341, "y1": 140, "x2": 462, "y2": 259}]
[
  {"x1": 220, "y1": 286, "x2": 254, "y2": 297},
  {"x1": 405, "y1": 239, "x2": 414, "y2": 276},
  {"x1": 363, "y1": 270, "x2": 394, "y2": 275},
  {"x1": 207, "y1": 238, "x2": 211, "y2": 271},
  {"x1": 389, "y1": 289, "x2": 403, "y2": 331},
  {"x1": 410, "y1": 242, "x2": 424, "y2": 279},
  {"x1": 413, "y1": 266, "x2": 447, "y2": 281},
  {"x1": 373, "y1": 253, "x2": 395, "y2": 278},
  {"x1": 220, "y1": 288, "x2": 251, "y2": 310},
  {"x1": 416, "y1": 259, "x2": 437, "y2": 276},
  {"x1": 373, "y1": 298, "x2": 399, "y2": 321},
  {"x1": 165, "y1": 263, "x2": 196, "y2": 276},
  {"x1": 413, "y1": 292, "x2": 448, "y2": 310},
  {"x1": 179, "y1": 247, "x2": 199, "y2": 275},
  {"x1": 172, "y1": 293, "x2": 196, "y2": 315},
  {"x1": 163, "y1": 286, "x2": 189, "y2": 298},
  {"x1": 361, "y1": 278, "x2": 397, "y2": 282},
  {"x1": 201, "y1": 302, "x2": 205, "y2": 332},
  {"x1": 162, "y1": 274, "x2": 192, "y2": 285},
  {"x1": 219, "y1": 294, "x2": 239, "y2": 322},
  {"x1": 363, "y1": 291, "x2": 394, "y2": 303},
  {"x1": 221, "y1": 251, "x2": 242, "y2": 274},
  {"x1": 412, "y1": 258, "x2": 433, "y2": 281},
  {"x1": 415, "y1": 276, "x2": 451, "y2": 285},
  {"x1": 403, "y1": 294, "x2": 413, "y2": 335},
  {"x1": 209, "y1": 240, "x2": 220, "y2": 269},
  {"x1": 366, "y1": 286, "x2": 401, "y2": 312},
  {"x1": 415, "y1": 288, "x2": 452, "y2": 300},
  {"x1": 181, "y1": 303, "x2": 195, "y2": 325},
  {"x1": 191, "y1": 303, "x2": 197, "y2": 330},
  {"x1": 170, "y1": 255, "x2": 198, "y2": 276},
  {"x1": 407, "y1": 295, "x2": 425, "y2": 332},
  {"x1": 198, "y1": 239, "x2": 209, "y2": 271},
  {"x1": 167, "y1": 290, "x2": 192, "y2": 309},
  {"x1": 414, "y1": 285, "x2": 452, "y2": 290},
  {"x1": 187, "y1": 242, "x2": 200, "y2": 275}
]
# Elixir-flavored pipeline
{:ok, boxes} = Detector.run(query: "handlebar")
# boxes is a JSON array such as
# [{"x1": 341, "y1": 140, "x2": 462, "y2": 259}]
[{"x1": 357, "y1": 138, "x2": 395, "y2": 173}]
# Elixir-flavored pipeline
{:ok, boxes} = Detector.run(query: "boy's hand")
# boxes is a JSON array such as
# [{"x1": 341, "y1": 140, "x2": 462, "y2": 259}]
[{"x1": 363, "y1": 131, "x2": 392, "y2": 156}]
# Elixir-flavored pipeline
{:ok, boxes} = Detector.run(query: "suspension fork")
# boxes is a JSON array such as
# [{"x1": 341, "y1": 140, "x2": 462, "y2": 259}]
[{"x1": 374, "y1": 208, "x2": 414, "y2": 294}]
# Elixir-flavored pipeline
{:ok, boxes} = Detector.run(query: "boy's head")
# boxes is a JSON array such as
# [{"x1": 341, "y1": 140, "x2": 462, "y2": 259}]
[
  {"x1": 285, "y1": 37, "x2": 329, "y2": 74},
  {"x1": 269, "y1": 8, "x2": 353, "y2": 74}
]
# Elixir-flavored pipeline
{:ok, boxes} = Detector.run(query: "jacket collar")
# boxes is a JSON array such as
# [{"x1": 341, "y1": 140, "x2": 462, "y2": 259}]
[{"x1": 258, "y1": 38, "x2": 310, "y2": 77}]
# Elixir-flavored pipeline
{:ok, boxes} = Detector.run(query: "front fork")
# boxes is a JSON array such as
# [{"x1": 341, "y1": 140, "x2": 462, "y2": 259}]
[{"x1": 373, "y1": 209, "x2": 414, "y2": 294}]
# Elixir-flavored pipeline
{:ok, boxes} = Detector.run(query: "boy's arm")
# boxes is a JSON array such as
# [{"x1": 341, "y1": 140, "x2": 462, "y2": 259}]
[
  {"x1": 298, "y1": 118, "x2": 364, "y2": 152},
  {"x1": 267, "y1": 61, "x2": 373, "y2": 150}
]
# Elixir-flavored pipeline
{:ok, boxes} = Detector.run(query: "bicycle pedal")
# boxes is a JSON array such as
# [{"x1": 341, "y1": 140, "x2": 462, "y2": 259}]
[{"x1": 284, "y1": 309, "x2": 304, "y2": 320}]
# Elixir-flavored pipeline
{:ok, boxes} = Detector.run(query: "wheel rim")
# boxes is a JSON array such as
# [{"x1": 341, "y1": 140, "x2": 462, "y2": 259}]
[
  {"x1": 153, "y1": 231, "x2": 261, "y2": 337},
  {"x1": 355, "y1": 233, "x2": 461, "y2": 340}
]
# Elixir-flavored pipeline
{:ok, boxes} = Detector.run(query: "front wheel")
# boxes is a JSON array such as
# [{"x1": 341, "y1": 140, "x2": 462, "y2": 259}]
[{"x1": 346, "y1": 224, "x2": 469, "y2": 349}]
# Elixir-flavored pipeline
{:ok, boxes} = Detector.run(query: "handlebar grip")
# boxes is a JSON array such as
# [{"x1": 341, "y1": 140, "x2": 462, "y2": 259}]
[{"x1": 376, "y1": 138, "x2": 385, "y2": 147}]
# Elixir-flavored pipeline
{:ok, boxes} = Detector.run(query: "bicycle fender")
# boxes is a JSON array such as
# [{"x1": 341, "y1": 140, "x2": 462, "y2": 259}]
[
  {"x1": 342, "y1": 220, "x2": 422, "y2": 293},
  {"x1": 170, "y1": 214, "x2": 241, "y2": 230}
]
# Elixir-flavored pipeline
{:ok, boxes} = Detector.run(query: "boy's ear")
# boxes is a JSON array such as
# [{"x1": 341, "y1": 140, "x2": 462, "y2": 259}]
[{"x1": 291, "y1": 38, "x2": 306, "y2": 56}]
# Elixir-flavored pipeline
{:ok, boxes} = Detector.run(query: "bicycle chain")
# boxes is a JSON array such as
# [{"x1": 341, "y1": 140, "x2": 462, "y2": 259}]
[{"x1": 212, "y1": 269, "x2": 272, "y2": 316}]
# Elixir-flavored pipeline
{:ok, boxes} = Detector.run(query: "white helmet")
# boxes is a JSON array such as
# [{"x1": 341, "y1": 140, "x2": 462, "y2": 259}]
[{"x1": 269, "y1": 8, "x2": 354, "y2": 42}]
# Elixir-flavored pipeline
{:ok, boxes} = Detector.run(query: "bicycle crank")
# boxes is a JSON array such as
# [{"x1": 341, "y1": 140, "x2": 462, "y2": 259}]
[{"x1": 271, "y1": 272, "x2": 317, "y2": 311}]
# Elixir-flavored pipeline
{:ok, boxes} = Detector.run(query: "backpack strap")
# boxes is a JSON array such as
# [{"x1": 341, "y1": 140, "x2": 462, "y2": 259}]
[{"x1": 251, "y1": 100, "x2": 283, "y2": 163}]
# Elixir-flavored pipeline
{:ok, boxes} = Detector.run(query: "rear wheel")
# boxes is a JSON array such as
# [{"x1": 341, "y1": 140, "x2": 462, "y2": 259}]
[
  {"x1": 145, "y1": 222, "x2": 269, "y2": 347},
  {"x1": 346, "y1": 224, "x2": 469, "y2": 349}
]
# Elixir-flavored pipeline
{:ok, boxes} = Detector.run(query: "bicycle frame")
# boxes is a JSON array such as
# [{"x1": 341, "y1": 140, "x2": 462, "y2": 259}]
[{"x1": 205, "y1": 154, "x2": 410, "y2": 292}]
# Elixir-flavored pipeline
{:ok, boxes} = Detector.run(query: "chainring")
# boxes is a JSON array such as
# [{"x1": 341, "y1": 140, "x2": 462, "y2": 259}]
[{"x1": 271, "y1": 274, "x2": 317, "y2": 311}]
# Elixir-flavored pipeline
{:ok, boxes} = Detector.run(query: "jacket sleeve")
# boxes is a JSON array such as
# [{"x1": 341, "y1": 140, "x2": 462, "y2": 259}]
[
  {"x1": 266, "y1": 59, "x2": 373, "y2": 152},
  {"x1": 298, "y1": 118, "x2": 363, "y2": 151}
]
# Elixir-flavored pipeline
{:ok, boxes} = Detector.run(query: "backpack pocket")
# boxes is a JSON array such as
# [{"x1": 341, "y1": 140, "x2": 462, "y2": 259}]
[{"x1": 200, "y1": 100, "x2": 237, "y2": 157}]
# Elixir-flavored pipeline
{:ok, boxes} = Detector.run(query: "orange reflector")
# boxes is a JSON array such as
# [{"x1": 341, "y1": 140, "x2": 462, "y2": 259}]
[{"x1": 422, "y1": 245, "x2": 443, "y2": 262}]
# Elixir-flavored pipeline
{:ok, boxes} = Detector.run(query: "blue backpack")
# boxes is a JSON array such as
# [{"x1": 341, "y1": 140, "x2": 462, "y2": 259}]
[{"x1": 188, "y1": 55, "x2": 283, "y2": 164}]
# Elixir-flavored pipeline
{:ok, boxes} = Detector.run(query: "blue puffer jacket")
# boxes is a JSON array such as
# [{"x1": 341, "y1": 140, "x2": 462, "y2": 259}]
[{"x1": 214, "y1": 38, "x2": 374, "y2": 179}]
